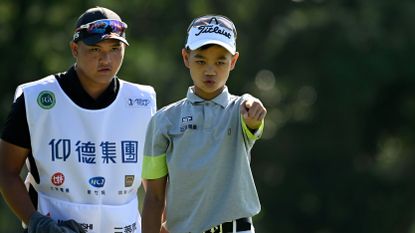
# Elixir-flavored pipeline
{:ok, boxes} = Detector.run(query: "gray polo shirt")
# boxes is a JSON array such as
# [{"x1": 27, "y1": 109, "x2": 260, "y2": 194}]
[{"x1": 142, "y1": 86, "x2": 263, "y2": 233}]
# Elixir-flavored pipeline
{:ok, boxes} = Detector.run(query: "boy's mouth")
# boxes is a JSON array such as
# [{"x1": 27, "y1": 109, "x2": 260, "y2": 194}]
[
  {"x1": 203, "y1": 80, "x2": 215, "y2": 86},
  {"x1": 98, "y1": 66, "x2": 112, "y2": 72}
]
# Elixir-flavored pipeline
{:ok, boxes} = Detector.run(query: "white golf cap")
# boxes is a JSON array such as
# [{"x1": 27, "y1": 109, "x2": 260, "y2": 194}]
[{"x1": 185, "y1": 15, "x2": 237, "y2": 55}]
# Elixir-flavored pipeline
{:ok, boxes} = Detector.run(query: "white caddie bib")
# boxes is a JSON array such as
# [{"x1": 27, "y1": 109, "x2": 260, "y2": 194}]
[{"x1": 19, "y1": 75, "x2": 156, "y2": 233}]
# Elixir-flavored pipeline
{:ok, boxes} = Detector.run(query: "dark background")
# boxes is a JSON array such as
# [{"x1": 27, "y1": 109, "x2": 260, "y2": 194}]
[{"x1": 1, "y1": 0, "x2": 415, "y2": 232}]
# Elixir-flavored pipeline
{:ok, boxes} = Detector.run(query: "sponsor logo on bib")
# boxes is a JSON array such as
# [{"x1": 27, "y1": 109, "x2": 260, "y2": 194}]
[
  {"x1": 89, "y1": 176, "x2": 105, "y2": 188},
  {"x1": 51, "y1": 172, "x2": 65, "y2": 186},
  {"x1": 37, "y1": 91, "x2": 56, "y2": 109},
  {"x1": 125, "y1": 175, "x2": 134, "y2": 187},
  {"x1": 127, "y1": 98, "x2": 151, "y2": 107}
]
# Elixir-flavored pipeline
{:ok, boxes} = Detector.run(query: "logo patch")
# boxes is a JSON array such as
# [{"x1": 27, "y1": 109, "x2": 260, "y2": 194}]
[
  {"x1": 180, "y1": 124, "x2": 197, "y2": 132},
  {"x1": 37, "y1": 91, "x2": 56, "y2": 109},
  {"x1": 51, "y1": 172, "x2": 65, "y2": 186},
  {"x1": 89, "y1": 176, "x2": 105, "y2": 188},
  {"x1": 127, "y1": 98, "x2": 150, "y2": 107},
  {"x1": 182, "y1": 116, "x2": 193, "y2": 122},
  {"x1": 125, "y1": 175, "x2": 134, "y2": 187}
]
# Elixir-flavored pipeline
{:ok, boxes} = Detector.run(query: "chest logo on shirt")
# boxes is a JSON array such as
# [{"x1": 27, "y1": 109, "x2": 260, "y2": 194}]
[
  {"x1": 182, "y1": 116, "x2": 192, "y2": 122},
  {"x1": 37, "y1": 90, "x2": 56, "y2": 109},
  {"x1": 180, "y1": 115, "x2": 197, "y2": 132}
]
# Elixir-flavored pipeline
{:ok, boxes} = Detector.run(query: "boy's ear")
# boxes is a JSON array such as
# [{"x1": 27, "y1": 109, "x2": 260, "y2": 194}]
[
  {"x1": 181, "y1": 48, "x2": 190, "y2": 68},
  {"x1": 230, "y1": 52, "x2": 239, "y2": 71}
]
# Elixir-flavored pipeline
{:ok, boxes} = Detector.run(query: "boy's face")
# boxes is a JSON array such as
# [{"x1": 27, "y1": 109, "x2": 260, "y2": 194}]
[
  {"x1": 182, "y1": 45, "x2": 239, "y2": 100},
  {"x1": 70, "y1": 39, "x2": 125, "y2": 87}
]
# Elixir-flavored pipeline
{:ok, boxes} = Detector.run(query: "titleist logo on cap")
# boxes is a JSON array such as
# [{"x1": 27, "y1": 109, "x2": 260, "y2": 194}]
[{"x1": 194, "y1": 25, "x2": 232, "y2": 39}]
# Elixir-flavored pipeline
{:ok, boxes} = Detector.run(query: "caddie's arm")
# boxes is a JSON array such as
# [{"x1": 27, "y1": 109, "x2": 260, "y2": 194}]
[
  {"x1": 0, "y1": 139, "x2": 35, "y2": 225},
  {"x1": 0, "y1": 140, "x2": 85, "y2": 233}
]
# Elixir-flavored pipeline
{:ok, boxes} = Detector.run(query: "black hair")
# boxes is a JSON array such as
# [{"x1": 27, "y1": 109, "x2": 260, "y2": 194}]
[{"x1": 185, "y1": 44, "x2": 216, "y2": 52}]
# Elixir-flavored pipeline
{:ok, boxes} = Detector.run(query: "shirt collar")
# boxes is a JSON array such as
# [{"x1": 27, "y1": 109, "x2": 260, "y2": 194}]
[
  {"x1": 186, "y1": 86, "x2": 231, "y2": 108},
  {"x1": 69, "y1": 65, "x2": 118, "y2": 98},
  {"x1": 57, "y1": 65, "x2": 119, "y2": 109}
]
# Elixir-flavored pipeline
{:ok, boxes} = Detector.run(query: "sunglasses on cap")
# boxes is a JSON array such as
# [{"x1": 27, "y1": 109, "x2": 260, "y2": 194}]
[
  {"x1": 76, "y1": 19, "x2": 127, "y2": 34},
  {"x1": 72, "y1": 19, "x2": 127, "y2": 42},
  {"x1": 187, "y1": 15, "x2": 237, "y2": 39}
]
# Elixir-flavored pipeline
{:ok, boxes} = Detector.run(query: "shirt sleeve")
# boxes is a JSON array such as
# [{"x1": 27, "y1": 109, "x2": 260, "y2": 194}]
[
  {"x1": 241, "y1": 116, "x2": 264, "y2": 140},
  {"x1": 1, "y1": 94, "x2": 31, "y2": 149},
  {"x1": 142, "y1": 113, "x2": 169, "y2": 179}
]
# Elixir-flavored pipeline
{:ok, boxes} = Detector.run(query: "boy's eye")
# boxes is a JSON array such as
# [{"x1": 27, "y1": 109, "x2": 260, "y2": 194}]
[
  {"x1": 196, "y1": 60, "x2": 205, "y2": 65},
  {"x1": 217, "y1": 61, "x2": 226, "y2": 65}
]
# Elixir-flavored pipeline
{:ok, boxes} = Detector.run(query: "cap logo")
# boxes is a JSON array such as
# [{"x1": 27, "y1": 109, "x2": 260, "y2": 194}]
[
  {"x1": 37, "y1": 91, "x2": 56, "y2": 109},
  {"x1": 208, "y1": 17, "x2": 219, "y2": 24},
  {"x1": 195, "y1": 25, "x2": 232, "y2": 39},
  {"x1": 73, "y1": 32, "x2": 80, "y2": 41},
  {"x1": 186, "y1": 15, "x2": 237, "y2": 55}
]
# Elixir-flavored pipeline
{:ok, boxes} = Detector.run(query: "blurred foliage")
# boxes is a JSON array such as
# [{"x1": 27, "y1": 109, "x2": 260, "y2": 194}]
[{"x1": 1, "y1": 0, "x2": 415, "y2": 232}]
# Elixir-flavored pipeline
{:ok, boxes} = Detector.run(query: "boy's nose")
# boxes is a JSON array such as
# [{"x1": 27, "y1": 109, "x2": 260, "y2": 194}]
[{"x1": 204, "y1": 65, "x2": 216, "y2": 75}]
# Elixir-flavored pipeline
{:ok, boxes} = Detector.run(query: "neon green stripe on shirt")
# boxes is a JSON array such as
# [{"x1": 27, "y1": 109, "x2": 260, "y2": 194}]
[
  {"x1": 142, "y1": 154, "x2": 168, "y2": 179},
  {"x1": 241, "y1": 115, "x2": 264, "y2": 140}
]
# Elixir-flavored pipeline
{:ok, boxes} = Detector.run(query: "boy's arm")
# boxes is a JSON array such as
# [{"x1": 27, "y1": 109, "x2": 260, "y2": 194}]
[
  {"x1": 240, "y1": 96, "x2": 267, "y2": 130},
  {"x1": 142, "y1": 113, "x2": 169, "y2": 232},
  {"x1": 142, "y1": 176, "x2": 168, "y2": 233}
]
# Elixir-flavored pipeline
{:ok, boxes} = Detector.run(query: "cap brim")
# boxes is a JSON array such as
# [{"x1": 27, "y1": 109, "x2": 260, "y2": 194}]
[
  {"x1": 187, "y1": 39, "x2": 236, "y2": 55},
  {"x1": 83, "y1": 34, "x2": 129, "y2": 46}
]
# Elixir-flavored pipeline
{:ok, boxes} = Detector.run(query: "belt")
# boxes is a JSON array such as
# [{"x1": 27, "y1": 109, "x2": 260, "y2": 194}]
[{"x1": 203, "y1": 218, "x2": 251, "y2": 233}]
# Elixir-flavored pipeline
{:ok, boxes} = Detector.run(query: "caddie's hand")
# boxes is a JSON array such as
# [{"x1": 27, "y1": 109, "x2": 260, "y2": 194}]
[
  {"x1": 59, "y1": 219, "x2": 86, "y2": 233},
  {"x1": 28, "y1": 211, "x2": 86, "y2": 233},
  {"x1": 240, "y1": 97, "x2": 267, "y2": 130}
]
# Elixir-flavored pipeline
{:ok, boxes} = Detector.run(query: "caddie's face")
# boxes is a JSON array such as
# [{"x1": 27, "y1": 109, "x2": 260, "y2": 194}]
[
  {"x1": 70, "y1": 39, "x2": 125, "y2": 88},
  {"x1": 182, "y1": 45, "x2": 239, "y2": 100}
]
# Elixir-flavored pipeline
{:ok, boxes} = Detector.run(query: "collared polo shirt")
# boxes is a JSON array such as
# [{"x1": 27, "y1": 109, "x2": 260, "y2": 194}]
[{"x1": 142, "y1": 86, "x2": 263, "y2": 233}]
